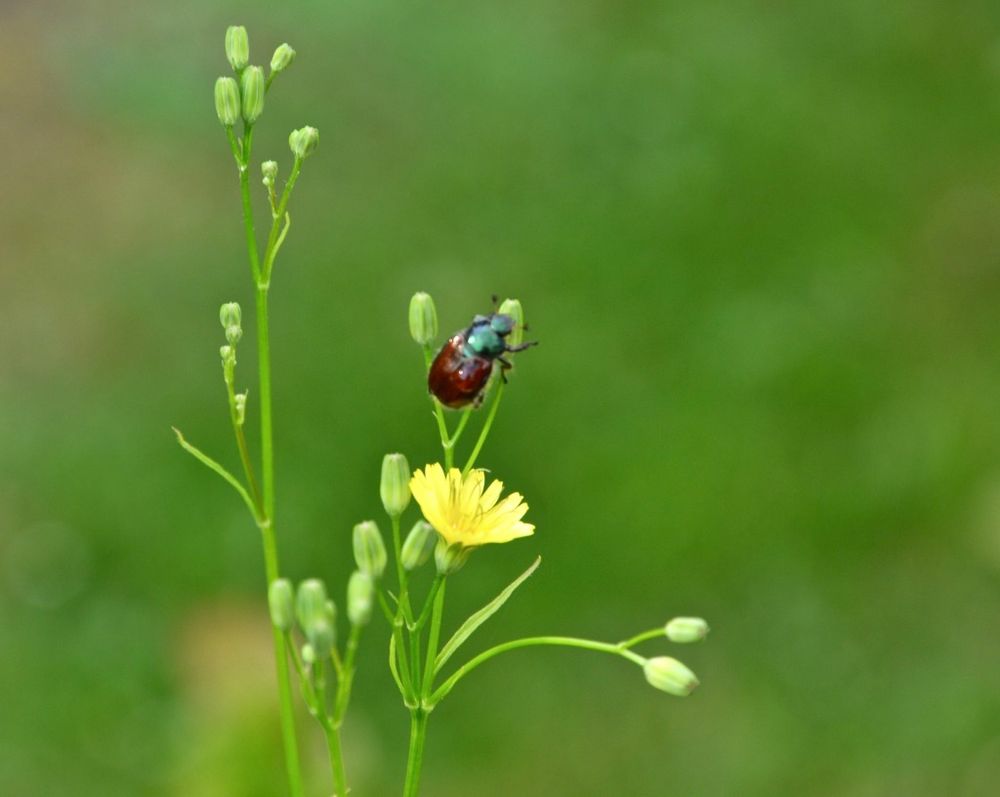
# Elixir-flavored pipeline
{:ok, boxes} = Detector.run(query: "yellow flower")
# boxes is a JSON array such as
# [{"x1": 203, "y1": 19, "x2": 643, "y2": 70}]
[{"x1": 409, "y1": 464, "x2": 534, "y2": 548}]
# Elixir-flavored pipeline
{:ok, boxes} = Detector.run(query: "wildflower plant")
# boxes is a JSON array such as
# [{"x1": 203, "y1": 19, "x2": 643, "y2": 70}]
[{"x1": 174, "y1": 25, "x2": 710, "y2": 797}]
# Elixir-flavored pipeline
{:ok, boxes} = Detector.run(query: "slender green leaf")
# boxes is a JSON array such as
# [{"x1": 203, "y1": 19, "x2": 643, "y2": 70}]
[{"x1": 435, "y1": 556, "x2": 541, "y2": 673}]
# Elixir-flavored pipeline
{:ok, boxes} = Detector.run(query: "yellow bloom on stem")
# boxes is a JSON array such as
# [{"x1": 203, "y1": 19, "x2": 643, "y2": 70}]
[{"x1": 409, "y1": 464, "x2": 534, "y2": 548}]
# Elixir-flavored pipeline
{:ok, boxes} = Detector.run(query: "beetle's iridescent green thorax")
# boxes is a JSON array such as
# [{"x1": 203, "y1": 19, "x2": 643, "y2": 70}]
[{"x1": 461, "y1": 314, "x2": 514, "y2": 358}]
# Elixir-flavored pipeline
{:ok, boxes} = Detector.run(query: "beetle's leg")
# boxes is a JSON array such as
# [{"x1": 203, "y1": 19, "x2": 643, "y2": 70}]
[
  {"x1": 491, "y1": 293, "x2": 499, "y2": 309},
  {"x1": 497, "y1": 355, "x2": 513, "y2": 369},
  {"x1": 506, "y1": 340, "x2": 539, "y2": 353}
]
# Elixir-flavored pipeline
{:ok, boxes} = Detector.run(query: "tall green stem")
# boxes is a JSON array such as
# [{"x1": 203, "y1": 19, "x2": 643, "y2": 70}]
[
  {"x1": 403, "y1": 709, "x2": 429, "y2": 797},
  {"x1": 324, "y1": 723, "x2": 349, "y2": 797},
  {"x1": 235, "y1": 129, "x2": 304, "y2": 797}
]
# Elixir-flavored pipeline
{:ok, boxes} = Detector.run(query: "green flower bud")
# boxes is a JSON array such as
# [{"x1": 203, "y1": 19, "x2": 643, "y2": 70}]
[
  {"x1": 214, "y1": 76, "x2": 241, "y2": 126},
  {"x1": 219, "y1": 302, "x2": 241, "y2": 330},
  {"x1": 498, "y1": 298, "x2": 524, "y2": 348},
  {"x1": 288, "y1": 126, "x2": 319, "y2": 159},
  {"x1": 270, "y1": 43, "x2": 296, "y2": 74},
  {"x1": 434, "y1": 538, "x2": 471, "y2": 575},
  {"x1": 295, "y1": 578, "x2": 328, "y2": 633},
  {"x1": 261, "y1": 160, "x2": 278, "y2": 186},
  {"x1": 301, "y1": 643, "x2": 316, "y2": 665},
  {"x1": 234, "y1": 391, "x2": 247, "y2": 426},
  {"x1": 665, "y1": 616, "x2": 709, "y2": 644},
  {"x1": 240, "y1": 66, "x2": 265, "y2": 123},
  {"x1": 408, "y1": 292, "x2": 438, "y2": 346},
  {"x1": 380, "y1": 453, "x2": 411, "y2": 518},
  {"x1": 347, "y1": 571, "x2": 374, "y2": 626},
  {"x1": 225, "y1": 25, "x2": 249, "y2": 71},
  {"x1": 643, "y1": 656, "x2": 699, "y2": 697},
  {"x1": 268, "y1": 578, "x2": 294, "y2": 631},
  {"x1": 219, "y1": 302, "x2": 242, "y2": 344},
  {"x1": 401, "y1": 520, "x2": 437, "y2": 571},
  {"x1": 352, "y1": 520, "x2": 387, "y2": 579},
  {"x1": 309, "y1": 619, "x2": 335, "y2": 658}
]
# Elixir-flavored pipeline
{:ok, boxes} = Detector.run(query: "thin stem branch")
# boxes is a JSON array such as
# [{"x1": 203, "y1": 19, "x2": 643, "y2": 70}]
[
  {"x1": 618, "y1": 628, "x2": 666, "y2": 649},
  {"x1": 421, "y1": 578, "x2": 447, "y2": 700},
  {"x1": 172, "y1": 428, "x2": 262, "y2": 524},
  {"x1": 462, "y1": 380, "x2": 504, "y2": 475},
  {"x1": 430, "y1": 636, "x2": 646, "y2": 705}
]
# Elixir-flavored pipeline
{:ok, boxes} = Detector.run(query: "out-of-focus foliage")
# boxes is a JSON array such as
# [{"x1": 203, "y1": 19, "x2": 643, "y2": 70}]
[{"x1": 2, "y1": 1, "x2": 1000, "y2": 794}]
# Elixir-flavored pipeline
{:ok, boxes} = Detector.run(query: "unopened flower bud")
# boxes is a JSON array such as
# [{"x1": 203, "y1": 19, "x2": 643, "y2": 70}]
[
  {"x1": 352, "y1": 521, "x2": 387, "y2": 579},
  {"x1": 347, "y1": 571, "x2": 374, "y2": 626},
  {"x1": 225, "y1": 25, "x2": 249, "y2": 71},
  {"x1": 665, "y1": 617, "x2": 709, "y2": 644},
  {"x1": 261, "y1": 160, "x2": 278, "y2": 186},
  {"x1": 219, "y1": 302, "x2": 242, "y2": 344},
  {"x1": 497, "y1": 298, "x2": 524, "y2": 348},
  {"x1": 270, "y1": 43, "x2": 296, "y2": 74},
  {"x1": 214, "y1": 77, "x2": 240, "y2": 126},
  {"x1": 295, "y1": 579, "x2": 328, "y2": 633},
  {"x1": 219, "y1": 302, "x2": 241, "y2": 330},
  {"x1": 268, "y1": 578, "x2": 294, "y2": 631},
  {"x1": 234, "y1": 391, "x2": 247, "y2": 426},
  {"x1": 309, "y1": 619, "x2": 335, "y2": 658},
  {"x1": 301, "y1": 643, "x2": 316, "y2": 665},
  {"x1": 288, "y1": 126, "x2": 319, "y2": 159},
  {"x1": 408, "y1": 292, "x2": 438, "y2": 345},
  {"x1": 380, "y1": 453, "x2": 411, "y2": 518},
  {"x1": 240, "y1": 66, "x2": 265, "y2": 123},
  {"x1": 435, "y1": 538, "x2": 471, "y2": 575},
  {"x1": 401, "y1": 520, "x2": 437, "y2": 571},
  {"x1": 643, "y1": 656, "x2": 699, "y2": 696}
]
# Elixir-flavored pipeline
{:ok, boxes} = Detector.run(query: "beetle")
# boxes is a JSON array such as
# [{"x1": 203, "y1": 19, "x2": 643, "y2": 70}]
[{"x1": 428, "y1": 311, "x2": 536, "y2": 408}]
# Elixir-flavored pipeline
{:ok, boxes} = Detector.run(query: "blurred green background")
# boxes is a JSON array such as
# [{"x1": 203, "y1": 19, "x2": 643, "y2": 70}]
[{"x1": 3, "y1": 1, "x2": 1000, "y2": 794}]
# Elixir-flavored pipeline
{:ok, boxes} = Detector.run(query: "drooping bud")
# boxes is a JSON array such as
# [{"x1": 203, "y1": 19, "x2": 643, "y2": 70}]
[
  {"x1": 401, "y1": 520, "x2": 437, "y2": 571},
  {"x1": 240, "y1": 66, "x2": 265, "y2": 123},
  {"x1": 261, "y1": 160, "x2": 278, "y2": 187},
  {"x1": 408, "y1": 292, "x2": 438, "y2": 346},
  {"x1": 233, "y1": 391, "x2": 247, "y2": 426},
  {"x1": 225, "y1": 25, "x2": 249, "y2": 71},
  {"x1": 434, "y1": 538, "x2": 471, "y2": 575},
  {"x1": 347, "y1": 571, "x2": 374, "y2": 626},
  {"x1": 270, "y1": 43, "x2": 296, "y2": 74},
  {"x1": 288, "y1": 126, "x2": 319, "y2": 159},
  {"x1": 665, "y1": 617, "x2": 709, "y2": 644},
  {"x1": 268, "y1": 578, "x2": 294, "y2": 631},
  {"x1": 352, "y1": 521, "x2": 387, "y2": 579},
  {"x1": 214, "y1": 77, "x2": 241, "y2": 126},
  {"x1": 380, "y1": 453, "x2": 411, "y2": 518},
  {"x1": 643, "y1": 656, "x2": 699, "y2": 696},
  {"x1": 497, "y1": 298, "x2": 524, "y2": 348}
]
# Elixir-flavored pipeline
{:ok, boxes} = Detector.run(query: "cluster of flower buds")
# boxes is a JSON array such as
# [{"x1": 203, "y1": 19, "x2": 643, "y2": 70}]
[
  {"x1": 214, "y1": 26, "x2": 317, "y2": 165},
  {"x1": 638, "y1": 616, "x2": 709, "y2": 697},
  {"x1": 218, "y1": 302, "x2": 243, "y2": 386}
]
